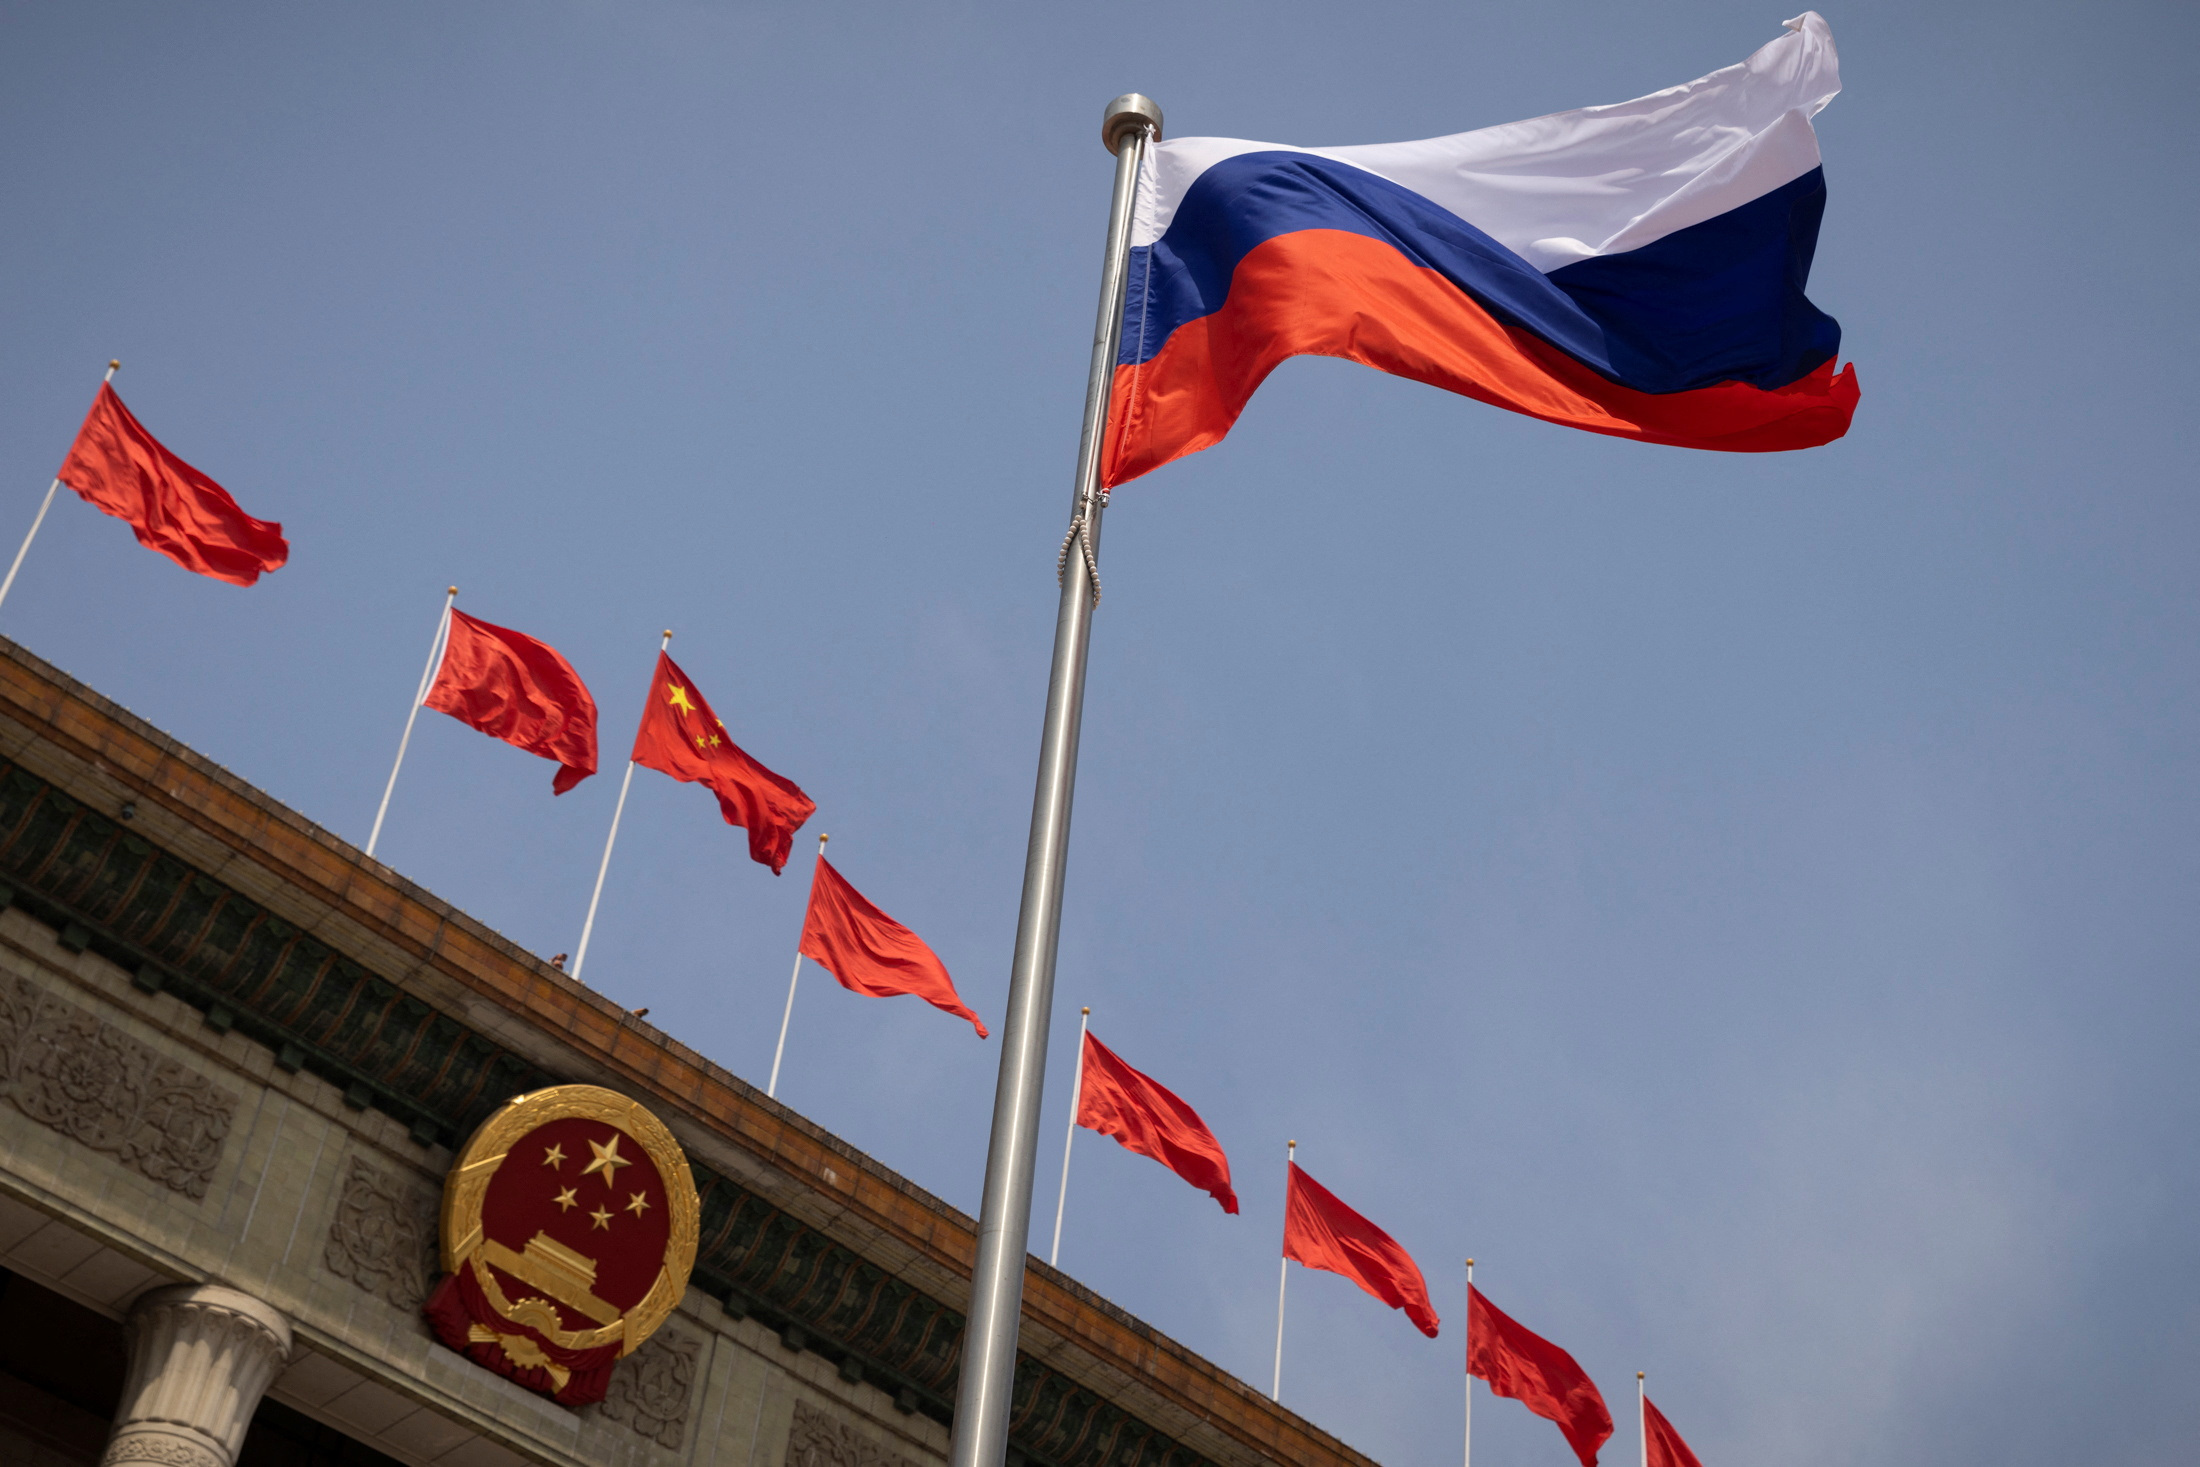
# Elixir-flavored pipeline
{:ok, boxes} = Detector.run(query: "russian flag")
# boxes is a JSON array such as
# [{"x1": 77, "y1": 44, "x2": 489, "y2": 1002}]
[{"x1": 1103, "y1": 13, "x2": 1858, "y2": 488}]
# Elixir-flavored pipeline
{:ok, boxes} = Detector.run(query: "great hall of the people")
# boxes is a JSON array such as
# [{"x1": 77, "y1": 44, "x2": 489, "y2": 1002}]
[{"x1": 0, "y1": 639, "x2": 1370, "y2": 1467}]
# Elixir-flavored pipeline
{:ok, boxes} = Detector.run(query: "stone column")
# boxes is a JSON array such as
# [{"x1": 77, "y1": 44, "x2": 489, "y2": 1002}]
[{"x1": 100, "y1": 1284, "x2": 293, "y2": 1467}]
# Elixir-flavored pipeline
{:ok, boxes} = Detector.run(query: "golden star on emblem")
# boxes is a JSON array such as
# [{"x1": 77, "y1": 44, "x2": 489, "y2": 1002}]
[
  {"x1": 554, "y1": 1187, "x2": 578, "y2": 1212},
  {"x1": 542, "y1": 1143, "x2": 566, "y2": 1169},
  {"x1": 626, "y1": 1191, "x2": 651, "y2": 1218},
  {"x1": 666, "y1": 684, "x2": 698, "y2": 715},
  {"x1": 581, "y1": 1133, "x2": 632, "y2": 1190},
  {"x1": 590, "y1": 1206, "x2": 612, "y2": 1230}
]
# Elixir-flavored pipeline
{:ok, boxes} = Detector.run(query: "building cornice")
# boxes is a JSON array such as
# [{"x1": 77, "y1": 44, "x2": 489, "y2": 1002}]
[{"x1": 0, "y1": 638, "x2": 1374, "y2": 1467}]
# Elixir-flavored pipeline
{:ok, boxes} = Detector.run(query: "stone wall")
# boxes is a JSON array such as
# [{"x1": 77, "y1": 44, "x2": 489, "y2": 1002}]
[{"x1": 0, "y1": 905, "x2": 952, "y2": 1467}]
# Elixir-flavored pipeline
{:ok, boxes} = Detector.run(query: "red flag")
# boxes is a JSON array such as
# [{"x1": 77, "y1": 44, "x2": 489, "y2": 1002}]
[
  {"x1": 1467, "y1": 1286, "x2": 1613, "y2": 1467},
  {"x1": 629, "y1": 651, "x2": 814, "y2": 874},
  {"x1": 799, "y1": 856, "x2": 987, "y2": 1036},
  {"x1": 1282, "y1": 1162, "x2": 1438, "y2": 1337},
  {"x1": 1642, "y1": 1397, "x2": 1704, "y2": 1467},
  {"x1": 1075, "y1": 1032, "x2": 1238, "y2": 1213},
  {"x1": 424, "y1": 609, "x2": 598, "y2": 793},
  {"x1": 57, "y1": 383, "x2": 288, "y2": 586}
]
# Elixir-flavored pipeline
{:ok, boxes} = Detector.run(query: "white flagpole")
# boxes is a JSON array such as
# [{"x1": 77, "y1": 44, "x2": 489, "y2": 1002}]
[
  {"x1": 1047, "y1": 1006, "x2": 1092, "y2": 1266},
  {"x1": 571, "y1": 629, "x2": 671, "y2": 982},
  {"x1": 366, "y1": 585, "x2": 457, "y2": 859},
  {"x1": 1272, "y1": 1138, "x2": 1296, "y2": 1402},
  {"x1": 0, "y1": 359, "x2": 118, "y2": 617},
  {"x1": 768, "y1": 832, "x2": 830, "y2": 1098},
  {"x1": 1465, "y1": 1260, "x2": 1476, "y2": 1467},
  {"x1": 1637, "y1": 1372, "x2": 1648, "y2": 1467}
]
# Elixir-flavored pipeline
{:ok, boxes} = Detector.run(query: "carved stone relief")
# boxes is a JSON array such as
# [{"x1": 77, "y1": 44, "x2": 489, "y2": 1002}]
[
  {"x1": 589, "y1": 1327, "x2": 701, "y2": 1449},
  {"x1": 0, "y1": 975, "x2": 234, "y2": 1197},
  {"x1": 787, "y1": 1399, "x2": 922, "y2": 1467},
  {"x1": 323, "y1": 1154, "x2": 438, "y2": 1309}
]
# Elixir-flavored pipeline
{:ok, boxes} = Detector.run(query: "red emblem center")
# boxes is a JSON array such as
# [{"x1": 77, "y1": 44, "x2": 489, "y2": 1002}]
[{"x1": 477, "y1": 1116, "x2": 673, "y2": 1332}]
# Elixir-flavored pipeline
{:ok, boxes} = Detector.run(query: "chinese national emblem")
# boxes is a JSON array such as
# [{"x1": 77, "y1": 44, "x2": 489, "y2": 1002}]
[{"x1": 426, "y1": 1085, "x2": 699, "y2": 1405}]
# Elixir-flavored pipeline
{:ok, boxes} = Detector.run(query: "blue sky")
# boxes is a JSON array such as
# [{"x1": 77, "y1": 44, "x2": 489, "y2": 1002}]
[{"x1": 3, "y1": 3, "x2": 2195, "y2": 1464}]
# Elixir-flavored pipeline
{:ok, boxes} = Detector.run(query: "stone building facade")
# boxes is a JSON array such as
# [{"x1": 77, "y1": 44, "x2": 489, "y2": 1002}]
[{"x1": 0, "y1": 639, "x2": 1375, "y2": 1467}]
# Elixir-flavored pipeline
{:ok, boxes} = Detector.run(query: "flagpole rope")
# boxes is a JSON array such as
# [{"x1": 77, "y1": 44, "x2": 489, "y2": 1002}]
[{"x1": 1056, "y1": 498, "x2": 1103, "y2": 607}]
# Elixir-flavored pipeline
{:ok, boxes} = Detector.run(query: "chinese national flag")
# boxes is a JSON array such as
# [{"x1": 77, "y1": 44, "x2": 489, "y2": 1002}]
[
  {"x1": 799, "y1": 856, "x2": 987, "y2": 1037},
  {"x1": 424, "y1": 609, "x2": 598, "y2": 793},
  {"x1": 1467, "y1": 1285, "x2": 1613, "y2": 1467},
  {"x1": 1642, "y1": 1397, "x2": 1704, "y2": 1467},
  {"x1": 1075, "y1": 1032, "x2": 1238, "y2": 1213},
  {"x1": 1283, "y1": 1162, "x2": 1439, "y2": 1337},
  {"x1": 629, "y1": 651, "x2": 814, "y2": 874},
  {"x1": 57, "y1": 383, "x2": 288, "y2": 586}
]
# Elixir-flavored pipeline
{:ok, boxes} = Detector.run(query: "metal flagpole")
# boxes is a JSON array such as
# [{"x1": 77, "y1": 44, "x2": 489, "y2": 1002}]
[
  {"x1": 0, "y1": 359, "x2": 118, "y2": 617},
  {"x1": 1637, "y1": 1372, "x2": 1648, "y2": 1467},
  {"x1": 1272, "y1": 1139, "x2": 1296, "y2": 1401},
  {"x1": 768, "y1": 832, "x2": 829, "y2": 1099},
  {"x1": 1465, "y1": 1260, "x2": 1475, "y2": 1467},
  {"x1": 571, "y1": 629, "x2": 671, "y2": 982},
  {"x1": 366, "y1": 585, "x2": 458, "y2": 859},
  {"x1": 1047, "y1": 1006, "x2": 1092, "y2": 1266},
  {"x1": 947, "y1": 92, "x2": 1160, "y2": 1467}
]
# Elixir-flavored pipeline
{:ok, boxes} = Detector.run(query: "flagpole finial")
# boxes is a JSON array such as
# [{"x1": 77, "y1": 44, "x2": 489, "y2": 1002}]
[
  {"x1": 1637, "y1": 1372, "x2": 1645, "y2": 1380},
  {"x1": 108, "y1": 360, "x2": 120, "y2": 370},
  {"x1": 447, "y1": 585, "x2": 458, "y2": 596},
  {"x1": 1102, "y1": 93, "x2": 1163, "y2": 152},
  {"x1": 1080, "y1": 1006, "x2": 1089, "y2": 1015}
]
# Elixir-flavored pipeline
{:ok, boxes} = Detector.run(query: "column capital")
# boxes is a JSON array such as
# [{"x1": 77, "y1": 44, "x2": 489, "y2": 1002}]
[{"x1": 101, "y1": 1284, "x2": 293, "y2": 1467}]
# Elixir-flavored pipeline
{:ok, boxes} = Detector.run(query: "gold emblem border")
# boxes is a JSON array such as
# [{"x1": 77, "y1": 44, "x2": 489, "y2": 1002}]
[{"x1": 440, "y1": 1084, "x2": 700, "y2": 1357}]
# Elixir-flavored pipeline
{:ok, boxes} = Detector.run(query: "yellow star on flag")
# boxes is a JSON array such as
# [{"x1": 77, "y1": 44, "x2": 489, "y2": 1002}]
[{"x1": 666, "y1": 684, "x2": 698, "y2": 716}]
